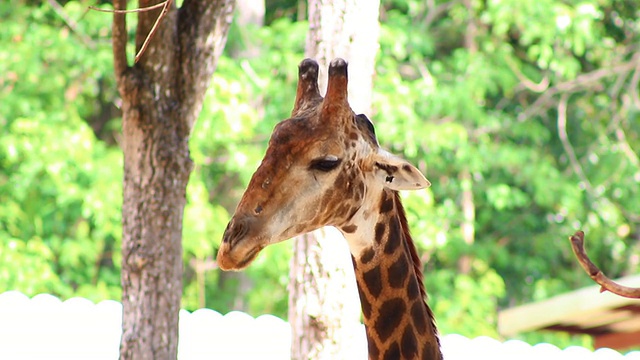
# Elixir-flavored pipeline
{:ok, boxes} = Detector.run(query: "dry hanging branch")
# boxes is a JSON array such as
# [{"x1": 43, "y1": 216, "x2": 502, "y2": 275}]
[
  {"x1": 569, "y1": 230, "x2": 640, "y2": 298},
  {"x1": 91, "y1": 0, "x2": 173, "y2": 64},
  {"x1": 133, "y1": 0, "x2": 172, "y2": 64}
]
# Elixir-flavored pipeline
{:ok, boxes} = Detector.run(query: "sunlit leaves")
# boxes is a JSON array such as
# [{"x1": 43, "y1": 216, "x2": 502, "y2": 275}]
[
  {"x1": 0, "y1": 1, "x2": 120, "y2": 301},
  {"x1": 429, "y1": 261, "x2": 505, "y2": 338},
  {"x1": 374, "y1": 0, "x2": 640, "y2": 345},
  {"x1": 0, "y1": 237, "x2": 60, "y2": 295}
]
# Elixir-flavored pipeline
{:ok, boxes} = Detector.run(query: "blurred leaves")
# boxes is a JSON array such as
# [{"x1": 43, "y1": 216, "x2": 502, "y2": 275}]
[{"x1": 0, "y1": 0, "x2": 121, "y2": 303}]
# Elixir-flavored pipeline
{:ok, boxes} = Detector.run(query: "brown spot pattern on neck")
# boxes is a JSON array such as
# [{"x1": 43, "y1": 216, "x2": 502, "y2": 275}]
[{"x1": 353, "y1": 190, "x2": 442, "y2": 360}]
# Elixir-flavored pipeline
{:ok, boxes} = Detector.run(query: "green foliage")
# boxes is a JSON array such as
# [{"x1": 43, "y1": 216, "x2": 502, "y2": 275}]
[
  {"x1": 2, "y1": 0, "x2": 639, "y2": 350},
  {"x1": 0, "y1": 0, "x2": 121, "y2": 302},
  {"x1": 430, "y1": 261, "x2": 505, "y2": 338},
  {"x1": 373, "y1": 0, "x2": 640, "y2": 345}
]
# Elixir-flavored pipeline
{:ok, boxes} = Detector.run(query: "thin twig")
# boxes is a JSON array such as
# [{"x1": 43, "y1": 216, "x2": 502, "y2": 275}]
[
  {"x1": 615, "y1": 127, "x2": 640, "y2": 168},
  {"x1": 47, "y1": 0, "x2": 95, "y2": 48},
  {"x1": 555, "y1": 62, "x2": 636, "y2": 92},
  {"x1": 506, "y1": 55, "x2": 549, "y2": 93},
  {"x1": 629, "y1": 52, "x2": 640, "y2": 110},
  {"x1": 604, "y1": 75, "x2": 629, "y2": 134},
  {"x1": 423, "y1": 0, "x2": 456, "y2": 29},
  {"x1": 134, "y1": 0, "x2": 173, "y2": 64},
  {"x1": 89, "y1": 2, "x2": 168, "y2": 14},
  {"x1": 102, "y1": 0, "x2": 173, "y2": 67},
  {"x1": 557, "y1": 93, "x2": 594, "y2": 196},
  {"x1": 569, "y1": 231, "x2": 640, "y2": 299},
  {"x1": 518, "y1": 60, "x2": 636, "y2": 121}
]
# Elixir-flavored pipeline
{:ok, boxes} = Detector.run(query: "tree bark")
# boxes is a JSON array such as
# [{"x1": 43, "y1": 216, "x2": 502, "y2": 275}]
[
  {"x1": 305, "y1": 0, "x2": 380, "y2": 114},
  {"x1": 289, "y1": 229, "x2": 363, "y2": 360},
  {"x1": 113, "y1": 1, "x2": 234, "y2": 359},
  {"x1": 288, "y1": 1, "x2": 380, "y2": 359}
]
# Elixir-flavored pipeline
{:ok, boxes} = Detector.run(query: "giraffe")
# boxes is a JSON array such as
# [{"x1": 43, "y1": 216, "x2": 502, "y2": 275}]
[{"x1": 216, "y1": 58, "x2": 442, "y2": 360}]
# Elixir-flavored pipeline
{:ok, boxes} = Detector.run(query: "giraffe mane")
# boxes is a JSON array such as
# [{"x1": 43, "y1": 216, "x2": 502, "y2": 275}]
[{"x1": 393, "y1": 190, "x2": 440, "y2": 342}]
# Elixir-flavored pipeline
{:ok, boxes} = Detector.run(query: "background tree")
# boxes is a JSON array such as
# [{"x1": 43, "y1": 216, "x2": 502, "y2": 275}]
[
  {"x1": 287, "y1": 0, "x2": 380, "y2": 358},
  {"x1": 112, "y1": 0, "x2": 234, "y2": 358}
]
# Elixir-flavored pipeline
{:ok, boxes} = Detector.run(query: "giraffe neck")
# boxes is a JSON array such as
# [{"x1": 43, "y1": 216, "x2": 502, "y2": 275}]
[{"x1": 344, "y1": 190, "x2": 442, "y2": 360}]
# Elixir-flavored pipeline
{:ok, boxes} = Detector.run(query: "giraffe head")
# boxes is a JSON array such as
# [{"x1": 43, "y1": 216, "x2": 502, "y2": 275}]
[{"x1": 216, "y1": 58, "x2": 430, "y2": 271}]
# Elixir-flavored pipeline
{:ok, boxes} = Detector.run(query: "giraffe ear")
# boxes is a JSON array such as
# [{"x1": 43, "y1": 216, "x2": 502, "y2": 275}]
[{"x1": 372, "y1": 150, "x2": 431, "y2": 191}]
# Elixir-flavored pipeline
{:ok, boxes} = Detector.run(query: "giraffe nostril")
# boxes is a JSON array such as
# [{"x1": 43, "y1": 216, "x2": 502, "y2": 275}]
[
  {"x1": 222, "y1": 217, "x2": 250, "y2": 246},
  {"x1": 222, "y1": 222, "x2": 233, "y2": 243}
]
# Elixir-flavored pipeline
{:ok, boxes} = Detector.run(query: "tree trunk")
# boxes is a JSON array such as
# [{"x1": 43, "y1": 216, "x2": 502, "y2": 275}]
[
  {"x1": 236, "y1": 0, "x2": 264, "y2": 27},
  {"x1": 289, "y1": 229, "x2": 363, "y2": 359},
  {"x1": 232, "y1": 0, "x2": 265, "y2": 58},
  {"x1": 288, "y1": 1, "x2": 380, "y2": 359},
  {"x1": 305, "y1": 0, "x2": 380, "y2": 114},
  {"x1": 112, "y1": 1, "x2": 234, "y2": 359}
]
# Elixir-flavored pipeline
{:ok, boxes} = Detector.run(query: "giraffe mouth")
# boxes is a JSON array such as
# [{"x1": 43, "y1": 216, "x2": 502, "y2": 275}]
[
  {"x1": 234, "y1": 245, "x2": 264, "y2": 269},
  {"x1": 217, "y1": 234, "x2": 267, "y2": 271}
]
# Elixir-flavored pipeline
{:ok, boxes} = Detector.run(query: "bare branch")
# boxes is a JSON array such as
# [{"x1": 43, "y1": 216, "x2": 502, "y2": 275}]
[
  {"x1": 518, "y1": 60, "x2": 637, "y2": 121},
  {"x1": 424, "y1": 0, "x2": 457, "y2": 29},
  {"x1": 569, "y1": 231, "x2": 640, "y2": 299},
  {"x1": 557, "y1": 93, "x2": 594, "y2": 196},
  {"x1": 112, "y1": 0, "x2": 128, "y2": 82},
  {"x1": 47, "y1": 0, "x2": 95, "y2": 48},
  {"x1": 506, "y1": 56, "x2": 549, "y2": 93},
  {"x1": 629, "y1": 53, "x2": 640, "y2": 110},
  {"x1": 615, "y1": 126, "x2": 640, "y2": 169},
  {"x1": 555, "y1": 61, "x2": 636, "y2": 92},
  {"x1": 604, "y1": 73, "x2": 630, "y2": 134}
]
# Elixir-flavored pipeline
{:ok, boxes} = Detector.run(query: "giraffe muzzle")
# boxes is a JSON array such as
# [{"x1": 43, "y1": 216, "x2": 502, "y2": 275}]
[
  {"x1": 217, "y1": 215, "x2": 265, "y2": 271},
  {"x1": 222, "y1": 217, "x2": 250, "y2": 247}
]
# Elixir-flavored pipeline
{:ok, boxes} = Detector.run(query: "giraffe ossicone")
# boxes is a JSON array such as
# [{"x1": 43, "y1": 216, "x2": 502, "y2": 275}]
[{"x1": 217, "y1": 58, "x2": 442, "y2": 360}]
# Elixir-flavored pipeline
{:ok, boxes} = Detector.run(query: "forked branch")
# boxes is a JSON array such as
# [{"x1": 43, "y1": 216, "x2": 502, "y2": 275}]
[{"x1": 569, "y1": 230, "x2": 640, "y2": 298}]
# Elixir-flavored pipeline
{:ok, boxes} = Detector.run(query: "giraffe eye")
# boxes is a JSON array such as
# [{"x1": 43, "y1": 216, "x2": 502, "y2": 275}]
[{"x1": 310, "y1": 156, "x2": 342, "y2": 172}]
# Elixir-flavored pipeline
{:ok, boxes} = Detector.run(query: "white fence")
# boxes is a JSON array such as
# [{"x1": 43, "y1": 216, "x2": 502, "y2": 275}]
[{"x1": 0, "y1": 291, "x2": 639, "y2": 360}]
